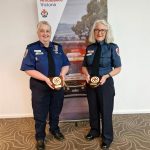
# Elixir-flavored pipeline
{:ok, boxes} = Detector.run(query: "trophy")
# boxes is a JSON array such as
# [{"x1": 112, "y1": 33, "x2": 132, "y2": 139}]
[
  {"x1": 49, "y1": 76, "x2": 63, "y2": 90},
  {"x1": 88, "y1": 76, "x2": 101, "y2": 88}
]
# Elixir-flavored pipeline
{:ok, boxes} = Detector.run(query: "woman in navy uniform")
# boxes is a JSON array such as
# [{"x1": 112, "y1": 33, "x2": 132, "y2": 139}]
[
  {"x1": 20, "y1": 21, "x2": 70, "y2": 150},
  {"x1": 82, "y1": 20, "x2": 121, "y2": 149}
]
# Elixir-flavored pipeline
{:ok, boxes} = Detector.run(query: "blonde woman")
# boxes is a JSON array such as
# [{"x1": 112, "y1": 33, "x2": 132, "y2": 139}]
[{"x1": 21, "y1": 21, "x2": 70, "y2": 150}]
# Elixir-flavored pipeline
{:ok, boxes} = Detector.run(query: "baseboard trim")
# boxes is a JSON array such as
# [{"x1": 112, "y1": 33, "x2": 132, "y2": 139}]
[
  {"x1": 113, "y1": 110, "x2": 150, "y2": 114},
  {"x1": 0, "y1": 110, "x2": 150, "y2": 119},
  {"x1": 0, "y1": 114, "x2": 33, "y2": 119}
]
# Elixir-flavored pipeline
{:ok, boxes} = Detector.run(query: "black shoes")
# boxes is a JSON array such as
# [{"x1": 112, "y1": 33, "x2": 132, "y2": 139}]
[
  {"x1": 85, "y1": 133, "x2": 99, "y2": 141},
  {"x1": 36, "y1": 140, "x2": 45, "y2": 150},
  {"x1": 101, "y1": 142, "x2": 110, "y2": 149},
  {"x1": 52, "y1": 132, "x2": 65, "y2": 141}
]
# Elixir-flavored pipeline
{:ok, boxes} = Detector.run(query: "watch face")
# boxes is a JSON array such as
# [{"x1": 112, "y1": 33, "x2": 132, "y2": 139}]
[{"x1": 89, "y1": 76, "x2": 101, "y2": 88}]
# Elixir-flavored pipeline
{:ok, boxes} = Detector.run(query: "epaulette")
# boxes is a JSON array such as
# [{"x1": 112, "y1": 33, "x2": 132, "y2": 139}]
[
  {"x1": 27, "y1": 41, "x2": 39, "y2": 47},
  {"x1": 109, "y1": 43, "x2": 117, "y2": 46},
  {"x1": 87, "y1": 43, "x2": 96, "y2": 48},
  {"x1": 52, "y1": 41, "x2": 61, "y2": 47}
]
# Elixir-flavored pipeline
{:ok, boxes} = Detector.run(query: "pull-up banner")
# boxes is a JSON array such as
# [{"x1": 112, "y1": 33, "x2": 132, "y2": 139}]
[
  {"x1": 37, "y1": 0, "x2": 67, "y2": 39},
  {"x1": 37, "y1": 0, "x2": 107, "y2": 121}
]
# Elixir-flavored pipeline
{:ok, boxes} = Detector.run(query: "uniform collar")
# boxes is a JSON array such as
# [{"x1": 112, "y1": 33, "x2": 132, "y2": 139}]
[
  {"x1": 96, "y1": 40, "x2": 105, "y2": 45},
  {"x1": 39, "y1": 41, "x2": 53, "y2": 48}
]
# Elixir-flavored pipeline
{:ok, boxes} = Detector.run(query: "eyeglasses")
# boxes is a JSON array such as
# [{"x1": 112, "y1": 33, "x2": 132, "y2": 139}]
[{"x1": 94, "y1": 29, "x2": 107, "y2": 34}]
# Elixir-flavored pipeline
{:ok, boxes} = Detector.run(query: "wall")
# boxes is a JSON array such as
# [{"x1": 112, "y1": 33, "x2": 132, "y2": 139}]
[
  {"x1": 108, "y1": 0, "x2": 150, "y2": 113},
  {"x1": 0, "y1": 0, "x2": 38, "y2": 118},
  {"x1": 0, "y1": 0, "x2": 150, "y2": 118}
]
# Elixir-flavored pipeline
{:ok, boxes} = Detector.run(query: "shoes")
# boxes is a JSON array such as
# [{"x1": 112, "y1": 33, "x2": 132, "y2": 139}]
[
  {"x1": 101, "y1": 142, "x2": 110, "y2": 149},
  {"x1": 36, "y1": 140, "x2": 45, "y2": 150},
  {"x1": 85, "y1": 133, "x2": 99, "y2": 141},
  {"x1": 52, "y1": 132, "x2": 65, "y2": 141}
]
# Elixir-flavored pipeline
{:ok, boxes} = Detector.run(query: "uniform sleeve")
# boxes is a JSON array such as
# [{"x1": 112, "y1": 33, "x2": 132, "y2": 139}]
[
  {"x1": 60, "y1": 45, "x2": 70, "y2": 66},
  {"x1": 111, "y1": 43, "x2": 122, "y2": 68},
  {"x1": 82, "y1": 48, "x2": 88, "y2": 67},
  {"x1": 20, "y1": 46, "x2": 36, "y2": 71}
]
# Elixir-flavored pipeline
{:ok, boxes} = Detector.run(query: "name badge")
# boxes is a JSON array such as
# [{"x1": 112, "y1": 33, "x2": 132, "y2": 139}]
[
  {"x1": 34, "y1": 50, "x2": 41, "y2": 53},
  {"x1": 35, "y1": 52, "x2": 44, "y2": 55},
  {"x1": 86, "y1": 53, "x2": 92, "y2": 56}
]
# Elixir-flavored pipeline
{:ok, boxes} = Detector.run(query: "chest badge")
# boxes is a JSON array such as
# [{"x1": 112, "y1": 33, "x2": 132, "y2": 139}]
[
  {"x1": 53, "y1": 45, "x2": 59, "y2": 53},
  {"x1": 34, "y1": 50, "x2": 41, "y2": 53},
  {"x1": 87, "y1": 50, "x2": 94, "y2": 54},
  {"x1": 34, "y1": 50, "x2": 44, "y2": 55},
  {"x1": 86, "y1": 50, "x2": 94, "y2": 56}
]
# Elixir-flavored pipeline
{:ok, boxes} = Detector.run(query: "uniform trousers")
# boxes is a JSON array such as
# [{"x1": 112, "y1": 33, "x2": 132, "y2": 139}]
[
  {"x1": 30, "y1": 78, "x2": 64, "y2": 140},
  {"x1": 86, "y1": 77, "x2": 115, "y2": 144}
]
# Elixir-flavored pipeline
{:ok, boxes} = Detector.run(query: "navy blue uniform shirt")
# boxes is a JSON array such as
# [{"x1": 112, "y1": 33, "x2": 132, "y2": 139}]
[
  {"x1": 82, "y1": 41, "x2": 121, "y2": 76},
  {"x1": 20, "y1": 41, "x2": 70, "y2": 76}
]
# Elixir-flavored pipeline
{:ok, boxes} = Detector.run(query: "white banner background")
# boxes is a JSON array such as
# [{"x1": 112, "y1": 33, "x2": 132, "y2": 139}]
[{"x1": 37, "y1": 0, "x2": 67, "y2": 39}]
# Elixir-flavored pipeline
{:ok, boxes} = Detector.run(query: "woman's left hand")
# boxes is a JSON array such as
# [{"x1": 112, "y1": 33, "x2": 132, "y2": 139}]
[
  {"x1": 60, "y1": 74, "x2": 65, "y2": 86},
  {"x1": 100, "y1": 75, "x2": 109, "y2": 85}
]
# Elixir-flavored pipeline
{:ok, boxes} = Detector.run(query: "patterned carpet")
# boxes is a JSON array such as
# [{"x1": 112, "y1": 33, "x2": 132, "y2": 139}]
[{"x1": 0, "y1": 114, "x2": 150, "y2": 150}]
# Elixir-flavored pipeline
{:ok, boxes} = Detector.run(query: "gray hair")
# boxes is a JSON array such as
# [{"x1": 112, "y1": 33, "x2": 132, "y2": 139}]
[
  {"x1": 89, "y1": 20, "x2": 114, "y2": 43},
  {"x1": 37, "y1": 21, "x2": 51, "y2": 32}
]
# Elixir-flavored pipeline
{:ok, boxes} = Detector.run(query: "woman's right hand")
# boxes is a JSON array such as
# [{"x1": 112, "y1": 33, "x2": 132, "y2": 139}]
[
  {"x1": 45, "y1": 77, "x2": 54, "y2": 89},
  {"x1": 85, "y1": 74, "x2": 90, "y2": 83}
]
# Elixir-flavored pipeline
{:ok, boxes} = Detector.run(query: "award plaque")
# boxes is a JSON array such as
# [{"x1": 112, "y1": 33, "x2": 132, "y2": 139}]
[
  {"x1": 49, "y1": 76, "x2": 63, "y2": 90},
  {"x1": 88, "y1": 76, "x2": 101, "y2": 88}
]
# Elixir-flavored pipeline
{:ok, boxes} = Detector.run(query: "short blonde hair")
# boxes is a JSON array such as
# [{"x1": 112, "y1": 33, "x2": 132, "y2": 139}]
[
  {"x1": 37, "y1": 21, "x2": 51, "y2": 32},
  {"x1": 89, "y1": 20, "x2": 114, "y2": 44}
]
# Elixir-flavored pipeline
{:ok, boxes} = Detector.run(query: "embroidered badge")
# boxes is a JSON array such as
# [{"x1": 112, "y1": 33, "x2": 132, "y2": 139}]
[
  {"x1": 86, "y1": 53, "x2": 92, "y2": 56},
  {"x1": 24, "y1": 49, "x2": 28, "y2": 58},
  {"x1": 116, "y1": 48, "x2": 120, "y2": 55},
  {"x1": 34, "y1": 50, "x2": 41, "y2": 53},
  {"x1": 87, "y1": 50, "x2": 94, "y2": 53},
  {"x1": 35, "y1": 52, "x2": 44, "y2": 55},
  {"x1": 34, "y1": 50, "x2": 44, "y2": 55},
  {"x1": 54, "y1": 45, "x2": 58, "y2": 51}
]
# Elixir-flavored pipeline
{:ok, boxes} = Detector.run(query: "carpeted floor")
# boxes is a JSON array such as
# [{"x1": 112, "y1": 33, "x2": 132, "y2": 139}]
[{"x1": 0, "y1": 114, "x2": 150, "y2": 150}]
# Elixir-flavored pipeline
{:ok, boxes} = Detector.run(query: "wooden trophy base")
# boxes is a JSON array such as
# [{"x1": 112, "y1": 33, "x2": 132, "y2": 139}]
[
  {"x1": 49, "y1": 76, "x2": 63, "y2": 90},
  {"x1": 88, "y1": 76, "x2": 101, "y2": 88}
]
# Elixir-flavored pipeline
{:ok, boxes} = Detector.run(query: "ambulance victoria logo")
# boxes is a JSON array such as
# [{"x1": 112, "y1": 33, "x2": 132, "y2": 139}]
[{"x1": 41, "y1": 9, "x2": 48, "y2": 18}]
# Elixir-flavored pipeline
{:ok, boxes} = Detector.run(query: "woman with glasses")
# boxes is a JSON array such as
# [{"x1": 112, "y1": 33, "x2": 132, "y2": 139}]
[{"x1": 82, "y1": 20, "x2": 121, "y2": 149}]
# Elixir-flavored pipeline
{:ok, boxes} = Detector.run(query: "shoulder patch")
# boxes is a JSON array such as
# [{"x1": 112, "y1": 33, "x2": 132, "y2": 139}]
[
  {"x1": 24, "y1": 49, "x2": 28, "y2": 58},
  {"x1": 116, "y1": 47, "x2": 120, "y2": 55}
]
